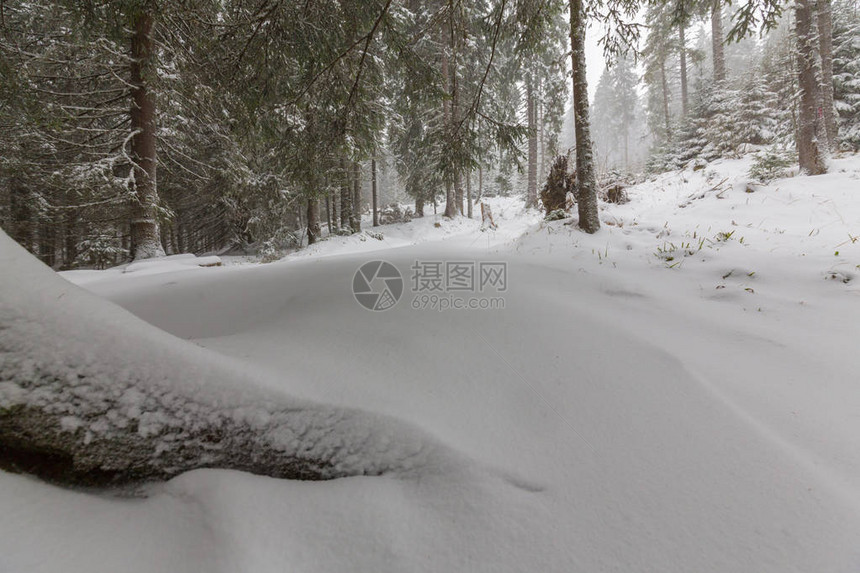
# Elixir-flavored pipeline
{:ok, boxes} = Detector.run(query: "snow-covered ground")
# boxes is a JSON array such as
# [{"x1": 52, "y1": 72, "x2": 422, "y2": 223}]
[{"x1": 2, "y1": 155, "x2": 860, "y2": 572}]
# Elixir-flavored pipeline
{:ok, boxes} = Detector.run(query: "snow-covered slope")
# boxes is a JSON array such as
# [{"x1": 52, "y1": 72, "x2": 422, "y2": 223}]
[
  {"x1": 513, "y1": 154, "x2": 860, "y2": 509},
  {"x1": 3, "y1": 158, "x2": 860, "y2": 572}
]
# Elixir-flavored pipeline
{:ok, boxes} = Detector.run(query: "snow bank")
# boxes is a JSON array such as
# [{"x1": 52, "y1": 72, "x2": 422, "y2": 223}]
[
  {"x1": 0, "y1": 230, "x2": 461, "y2": 485},
  {"x1": 283, "y1": 197, "x2": 541, "y2": 261}
]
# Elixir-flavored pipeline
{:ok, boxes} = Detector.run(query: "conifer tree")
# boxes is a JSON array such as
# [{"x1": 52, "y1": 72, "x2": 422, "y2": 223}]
[
  {"x1": 796, "y1": 0, "x2": 829, "y2": 174},
  {"x1": 832, "y1": 0, "x2": 860, "y2": 150}
]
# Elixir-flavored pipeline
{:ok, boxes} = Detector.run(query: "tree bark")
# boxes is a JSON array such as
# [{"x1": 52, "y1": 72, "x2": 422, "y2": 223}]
[
  {"x1": 711, "y1": 0, "x2": 727, "y2": 83},
  {"x1": 569, "y1": 0, "x2": 600, "y2": 233},
  {"x1": 526, "y1": 75, "x2": 538, "y2": 208},
  {"x1": 796, "y1": 0, "x2": 829, "y2": 175},
  {"x1": 371, "y1": 159, "x2": 379, "y2": 227},
  {"x1": 444, "y1": 177, "x2": 455, "y2": 218},
  {"x1": 128, "y1": 9, "x2": 165, "y2": 260},
  {"x1": 307, "y1": 198, "x2": 321, "y2": 245},
  {"x1": 454, "y1": 160, "x2": 464, "y2": 215},
  {"x1": 817, "y1": 0, "x2": 838, "y2": 150}
]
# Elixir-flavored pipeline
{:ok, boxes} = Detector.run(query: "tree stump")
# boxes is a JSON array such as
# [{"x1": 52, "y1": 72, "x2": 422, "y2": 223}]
[
  {"x1": 480, "y1": 202, "x2": 497, "y2": 230},
  {"x1": 540, "y1": 155, "x2": 576, "y2": 215}
]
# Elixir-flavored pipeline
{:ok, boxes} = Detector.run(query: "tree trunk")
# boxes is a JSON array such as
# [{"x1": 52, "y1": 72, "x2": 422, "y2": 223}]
[
  {"x1": 128, "y1": 9, "x2": 165, "y2": 260},
  {"x1": 339, "y1": 157, "x2": 352, "y2": 231},
  {"x1": 451, "y1": 8, "x2": 464, "y2": 217},
  {"x1": 415, "y1": 196, "x2": 425, "y2": 218},
  {"x1": 307, "y1": 198, "x2": 321, "y2": 245},
  {"x1": 711, "y1": 0, "x2": 727, "y2": 83},
  {"x1": 352, "y1": 162, "x2": 361, "y2": 232},
  {"x1": 330, "y1": 187, "x2": 339, "y2": 232},
  {"x1": 817, "y1": 0, "x2": 838, "y2": 150},
  {"x1": 569, "y1": 0, "x2": 600, "y2": 234},
  {"x1": 63, "y1": 206, "x2": 78, "y2": 269},
  {"x1": 796, "y1": 0, "x2": 829, "y2": 175},
  {"x1": 325, "y1": 190, "x2": 332, "y2": 233},
  {"x1": 442, "y1": 34, "x2": 457, "y2": 218},
  {"x1": 466, "y1": 171, "x2": 473, "y2": 218},
  {"x1": 452, "y1": 71, "x2": 464, "y2": 214},
  {"x1": 176, "y1": 216, "x2": 186, "y2": 254},
  {"x1": 539, "y1": 90, "x2": 546, "y2": 185},
  {"x1": 9, "y1": 177, "x2": 33, "y2": 253},
  {"x1": 455, "y1": 177, "x2": 464, "y2": 214},
  {"x1": 38, "y1": 219, "x2": 55, "y2": 268},
  {"x1": 478, "y1": 165, "x2": 483, "y2": 201},
  {"x1": 661, "y1": 61, "x2": 672, "y2": 141},
  {"x1": 444, "y1": 178, "x2": 455, "y2": 218},
  {"x1": 679, "y1": 22, "x2": 689, "y2": 117},
  {"x1": 164, "y1": 225, "x2": 175, "y2": 256},
  {"x1": 371, "y1": 159, "x2": 379, "y2": 227},
  {"x1": 480, "y1": 202, "x2": 497, "y2": 230},
  {"x1": 526, "y1": 75, "x2": 538, "y2": 208}
]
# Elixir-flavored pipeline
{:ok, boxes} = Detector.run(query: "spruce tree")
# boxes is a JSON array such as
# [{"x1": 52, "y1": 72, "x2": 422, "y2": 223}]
[{"x1": 832, "y1": 0, "x2": 860, "y2": 150}]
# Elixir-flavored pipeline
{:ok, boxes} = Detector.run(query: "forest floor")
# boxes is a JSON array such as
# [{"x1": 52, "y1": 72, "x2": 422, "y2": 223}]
[{"x1": 3, "y1": 154, "x2": 860, "y2": 572}]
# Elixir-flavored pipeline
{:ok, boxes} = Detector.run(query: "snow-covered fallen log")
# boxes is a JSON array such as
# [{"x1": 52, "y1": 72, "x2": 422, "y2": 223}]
[
  {"x1": 123, "y1": 253, "x2": 223, "y2": 273},
  {"x1": 0, "y1": 231, "x2": 451, "y2": 487}
]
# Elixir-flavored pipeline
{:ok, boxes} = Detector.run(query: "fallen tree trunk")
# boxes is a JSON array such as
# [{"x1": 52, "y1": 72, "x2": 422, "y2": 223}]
[
  {"x1": 0, "y1": 230, "x2": 449, "y2": 487},
  {"x1": 0, "y1": 402, "x2": 339, "y2": 486}
]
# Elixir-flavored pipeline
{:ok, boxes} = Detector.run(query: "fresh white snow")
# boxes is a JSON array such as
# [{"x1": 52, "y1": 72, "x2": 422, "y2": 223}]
[{"x1": 2, "y1": 155, "x2": 860, "y2": 572}]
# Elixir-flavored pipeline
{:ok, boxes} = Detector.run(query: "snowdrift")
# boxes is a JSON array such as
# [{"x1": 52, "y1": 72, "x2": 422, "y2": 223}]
[{"x1": 0, "y1": 230, "x2": 457, "y2": 486}]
